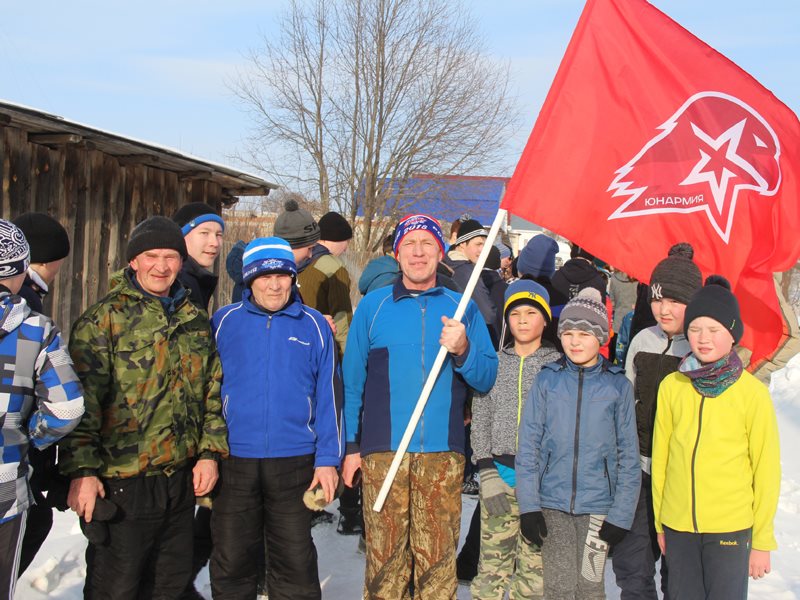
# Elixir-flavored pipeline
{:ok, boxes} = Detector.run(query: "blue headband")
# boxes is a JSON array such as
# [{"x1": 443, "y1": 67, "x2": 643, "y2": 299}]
[{"x1": 180, "y1": 213, "x2": 226, "y2": 236}]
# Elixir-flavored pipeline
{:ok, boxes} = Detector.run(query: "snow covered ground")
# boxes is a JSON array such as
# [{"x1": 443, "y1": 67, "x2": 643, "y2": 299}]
[{"x1": 17, "y1": 354, "x2": 800, "y2": 599}]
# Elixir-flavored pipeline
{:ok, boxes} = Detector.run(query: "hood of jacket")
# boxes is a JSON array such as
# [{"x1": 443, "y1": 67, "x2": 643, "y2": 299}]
[
  {"x1": 552, "y1": 258, "x2": 606, "y2": 299},
  {"x1": 358, "y1": 255, "x2": 400, "y2": 295},
  {"x1": 0, "y1": 291, "x2": 30, "y2": 338},
  {"x1": 298, "y1": 243, "x2": 331, "y2": 273}
]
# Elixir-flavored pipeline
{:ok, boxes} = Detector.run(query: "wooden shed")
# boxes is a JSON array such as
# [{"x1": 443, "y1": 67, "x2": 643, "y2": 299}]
[{"x1": 0, "y1": 100, "x2": 277, "y2": 331}]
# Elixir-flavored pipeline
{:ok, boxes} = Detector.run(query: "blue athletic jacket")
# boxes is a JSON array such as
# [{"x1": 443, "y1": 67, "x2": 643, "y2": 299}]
[
  {"x1": 516, "y1": 357, "x2": 640, "y2": 529},
  {"x1": 343, "y1": 277, "x2": 498, "y2": 457},
  {"x1": 212, "y1": 290, "x2": 344, "y2": 467}
]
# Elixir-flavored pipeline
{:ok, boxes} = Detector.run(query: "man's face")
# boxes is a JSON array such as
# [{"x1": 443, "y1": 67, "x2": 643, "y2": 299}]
[
  {"x1": 129, "y1": 249, "x2": 182, "y2": 297},
  {"x1": 460, "y1": 236, "x2": 486, "y2": 264},
  {"x1": 292, "y1": 245, "x2": 314, "y2": 264},
  {"x1": 651, "y1": 298, "x2": 687, "y2": 338},
  {"x1": 183, "y1": 222, "x2": 223, "y2": 269},
  {"x1": 251, "y1": 273, "x2": 293, "y2": 311},
  {"x1": 396, "y1": 230, "x2": 441, "y2": 291}
]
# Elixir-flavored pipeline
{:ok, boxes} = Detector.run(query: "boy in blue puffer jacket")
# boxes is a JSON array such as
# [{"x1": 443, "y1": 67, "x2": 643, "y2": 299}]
[{"x1": 516, "y1": 287, "x2": 640, "y2": 599}]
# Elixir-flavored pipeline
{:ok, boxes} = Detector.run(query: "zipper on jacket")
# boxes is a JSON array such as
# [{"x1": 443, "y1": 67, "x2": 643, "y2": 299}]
[
  {"x1": 540, "y1": 452, "x2": 551, "y2": 487},
  {"x1": 570, "y1": 368, "x2": 585, "y2": 514},
  {"x1": 264, "y1": 315, "x2": 272, "y2": 453},
  {"x1": 604, "y1": 457, "x2": 612, "y2": 496},
  {"x1": 516, "y1": 356, "x2": 526, "y2": 446},
  {"x1": 690, "y1": 395, "x2": 706, "y2": 532},
  {"x1": 419, "y1": 303, "x2": 426, "y2": 452}
]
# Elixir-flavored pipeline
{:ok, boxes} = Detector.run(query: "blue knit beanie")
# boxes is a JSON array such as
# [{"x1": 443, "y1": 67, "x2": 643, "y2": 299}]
[
  {"x1": 517, "y1": 234, "x2": 559, "y2": 279},
  {"x1": 393, "y1": 214, "x2": 446, "y2": 257},
  {"x1": 242, "y1": 237, "x2": 297, "y2": 285}
]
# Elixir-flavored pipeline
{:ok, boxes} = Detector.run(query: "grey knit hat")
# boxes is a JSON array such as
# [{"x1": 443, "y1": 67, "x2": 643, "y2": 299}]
[
  {"x1": 0, "y1": 219, "x2": 30, "y2": 279},
  {"x1": 274, "y1": 200, "x2": 320, "y2": 249},
  {"x1": 558, "y1": 287, "x2": 609, "y2": 345},
  {"x1": 649, "y1": 242, "x2": 702, "y2": 304}
]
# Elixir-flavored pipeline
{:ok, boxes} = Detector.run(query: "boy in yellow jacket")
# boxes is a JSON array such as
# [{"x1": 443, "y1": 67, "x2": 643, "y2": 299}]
[{"x1": 652, "y1": 276, "x2": 781, "y2": 599}]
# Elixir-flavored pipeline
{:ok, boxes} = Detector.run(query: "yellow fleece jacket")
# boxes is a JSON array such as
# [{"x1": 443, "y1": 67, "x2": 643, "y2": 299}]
[{"x1": 652, "y1": 369, "x2": 780, "y2": 550}]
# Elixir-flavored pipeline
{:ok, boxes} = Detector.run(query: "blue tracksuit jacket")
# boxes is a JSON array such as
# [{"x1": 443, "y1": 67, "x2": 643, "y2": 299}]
[
  {"x1": 212, "y1": 290, "x2": 344, "y2": 467},
  {"x1": 343, "y1": 277, "x2": 498, "y2": 457}
]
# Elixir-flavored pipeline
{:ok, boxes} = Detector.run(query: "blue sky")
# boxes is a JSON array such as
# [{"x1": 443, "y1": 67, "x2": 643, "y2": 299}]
[{"x1": 3, "y1": 1, "x2": 798, "y2": 179}]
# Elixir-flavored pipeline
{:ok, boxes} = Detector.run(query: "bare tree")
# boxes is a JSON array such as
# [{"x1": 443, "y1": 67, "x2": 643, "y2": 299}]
[{"x1": 234, "y1": 0, "x2": 518, "y2": 252}]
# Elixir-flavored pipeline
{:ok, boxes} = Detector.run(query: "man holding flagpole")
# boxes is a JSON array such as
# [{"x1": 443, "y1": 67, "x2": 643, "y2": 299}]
[{"x1": 342, "y1": 214, "x2": 497, "y2": 599}]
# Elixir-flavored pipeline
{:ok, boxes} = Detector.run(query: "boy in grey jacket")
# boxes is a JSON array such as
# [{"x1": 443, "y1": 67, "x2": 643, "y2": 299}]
[
  {"x1": 470, "y1": 279, "x2": 561, "y2": 599},
  {"x1": 516, "y1": 287, "x2": 640, "y2": 600}
]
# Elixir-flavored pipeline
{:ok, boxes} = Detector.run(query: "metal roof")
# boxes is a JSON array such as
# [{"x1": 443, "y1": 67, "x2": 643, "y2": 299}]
[
  {"x1": 357, "y1": 174, "x2": 512, "y2": 226},
  {"x1": 0, "y1": 99, "x2": 278, "y2": 200}
]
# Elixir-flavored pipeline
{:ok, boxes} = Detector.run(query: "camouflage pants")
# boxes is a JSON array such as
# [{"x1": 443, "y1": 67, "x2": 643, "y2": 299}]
[
  {"x1": 361, "y1": 451, "x2": 464, "y2": 600},
  {"x1": 471, "y1": 490, "x2": 544, "y2": 599}
]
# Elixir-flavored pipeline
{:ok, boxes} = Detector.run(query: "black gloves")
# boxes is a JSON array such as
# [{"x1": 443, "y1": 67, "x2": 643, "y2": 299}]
[
  {"x1": 80, "y1": 497, "x2": 119, "y2": 546},
  {"x1": 599, "y1": 520, "x2": 629, "y2": 546},
  {"x1": 520, "y1": 511, "x2": 548, "y2": 546}
]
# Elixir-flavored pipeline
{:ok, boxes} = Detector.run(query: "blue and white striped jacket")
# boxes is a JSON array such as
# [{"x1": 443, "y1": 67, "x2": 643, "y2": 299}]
[{"x1": 0, "y1": 292, "x2": 85, "y2": 523}]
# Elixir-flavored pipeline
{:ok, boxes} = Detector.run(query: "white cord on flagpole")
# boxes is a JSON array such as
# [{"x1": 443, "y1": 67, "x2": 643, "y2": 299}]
[{"x1": 372, "y1": 207, "x2": 508, "y2": 512}]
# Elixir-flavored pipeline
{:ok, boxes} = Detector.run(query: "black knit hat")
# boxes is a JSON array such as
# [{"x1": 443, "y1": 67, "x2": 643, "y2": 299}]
[
  {"x1": 684, "y1": 275, "x2": 743, "y2": 344},
  {"x1": 274, "y1": 200, "x2": 320, "y2": 249},
  {"x1": 570, "y1": 244, "x2": 595, "y2": 261},
  {"x1": 649, "y1": 242, "x2": 702, "y2": 305},
  {"x1": 126, "y1": 216, "x2": 188, "y2": 261},
  {"x1": 172, "y1": 202, "x2": 225, "y2": 236},
  {"x1": 11, "y1": 212, "x2": 70, "y2": 263},
  {"x1": 453, "y1": 219, "x2": 487, "y2": 246},
  {"x1": 318, "y1": 211, "x2": 353, "y2": 242},
  {"x1": 485, "y1": 245, "x2": 501, "y2": 270}
]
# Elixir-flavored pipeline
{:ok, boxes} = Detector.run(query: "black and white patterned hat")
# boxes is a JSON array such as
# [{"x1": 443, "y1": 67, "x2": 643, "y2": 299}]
[{"x1": 0, "y1": 219, "x2": 31, "y2": 279}]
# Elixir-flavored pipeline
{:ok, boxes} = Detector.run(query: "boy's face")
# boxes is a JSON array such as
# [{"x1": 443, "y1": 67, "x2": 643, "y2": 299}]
[
  {"x1": 460, "y1": 236, "x2": 486, "y2": 264},
  {"x1": 651, "y1": 298, "x2": 687, "y2": 338},
  {"x1": 560, "y1": 329, "x2": 600, "y2": 368},
  {"x1": 184, "y1": 222, "x2": 223, "y2": 269},
  {"x1": 686, "y1": 316, "x2": 734, "y2": 364},
  {"x1": 508, "y1": 305, "x2": 546, "y2": 345}
]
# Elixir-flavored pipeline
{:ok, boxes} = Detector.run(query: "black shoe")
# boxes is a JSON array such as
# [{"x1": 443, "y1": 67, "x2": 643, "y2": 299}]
[
  {"x1": 310, "y1": 509, "x2": 334, "y2": 528},
  {"x1": 337, "y1": 514, "x2": 364, "y2": 536}
]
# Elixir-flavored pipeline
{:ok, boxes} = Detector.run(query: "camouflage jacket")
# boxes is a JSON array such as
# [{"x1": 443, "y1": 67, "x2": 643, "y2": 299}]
[{"x1": 59, "y1": 269, "x2": 228, "y2": 479}]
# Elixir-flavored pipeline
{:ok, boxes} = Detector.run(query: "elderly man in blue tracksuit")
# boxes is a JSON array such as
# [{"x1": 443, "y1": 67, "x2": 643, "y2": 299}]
[
  {"x1": 209, "y1": 237, "x2": 343, "y2": 600},
  {"x1": 342, "y1": 214, "x2": 498, "y2": 600}
]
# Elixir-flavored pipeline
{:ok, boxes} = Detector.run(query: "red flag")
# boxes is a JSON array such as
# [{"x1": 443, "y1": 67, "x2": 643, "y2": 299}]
[{"x1": 502, "y1": 0, "x2": 800, "y2": 362}]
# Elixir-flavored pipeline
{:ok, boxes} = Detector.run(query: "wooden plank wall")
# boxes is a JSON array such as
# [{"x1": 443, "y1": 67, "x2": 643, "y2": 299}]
[{"x1": 0, "y1": 125, "x2": 223, "y2": 334}]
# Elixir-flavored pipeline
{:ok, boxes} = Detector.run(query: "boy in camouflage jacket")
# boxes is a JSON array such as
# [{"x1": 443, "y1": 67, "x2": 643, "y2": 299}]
[
  {"x1": 59, "y1": 216, "x2": 228, "y2": 599},
  {"x1": 470, "y1": 279, "x2": 560, "y2": 599}
]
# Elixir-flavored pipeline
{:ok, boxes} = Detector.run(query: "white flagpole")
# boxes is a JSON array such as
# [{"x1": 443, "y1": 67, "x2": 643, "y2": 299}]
[{"x1": 373, "y1": 207, "x2": 508, "y2": 512}]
